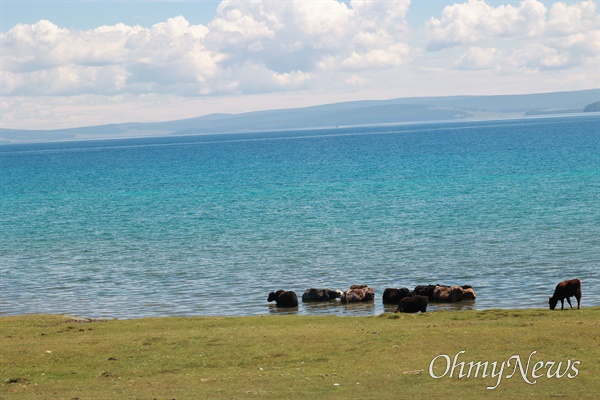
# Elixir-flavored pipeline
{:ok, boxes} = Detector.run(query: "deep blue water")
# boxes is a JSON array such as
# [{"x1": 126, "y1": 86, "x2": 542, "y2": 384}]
[{"x1": 1, "y1": 116, "x2": 599, "y2": 318}]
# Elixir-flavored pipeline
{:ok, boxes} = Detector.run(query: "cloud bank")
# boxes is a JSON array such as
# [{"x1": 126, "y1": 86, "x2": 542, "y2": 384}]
[
  {"x1": 2, "y1": 0, "x2": 411, "y2": 97},
  {"x1": 428, "y1": 0, "x2": 599, "y2": 73},
  {"x1": 1, "y1": 0, "x2": 598, "y2": 129}
]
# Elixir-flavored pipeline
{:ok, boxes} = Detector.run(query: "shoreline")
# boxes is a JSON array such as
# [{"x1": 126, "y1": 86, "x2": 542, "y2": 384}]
[
  {"x1": 1, "y1": 304, "x2": 595, "y2": 321},
  {"x1": 3, "y1": 286, "x2": 598, "y2": 320}
]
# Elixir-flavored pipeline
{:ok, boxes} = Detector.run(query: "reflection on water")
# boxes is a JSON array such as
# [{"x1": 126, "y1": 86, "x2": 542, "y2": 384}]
[
  {"x1": 267, "y1": 300, "x2": 378, "y2": 316},
  {"x1": 267, "y1": 304, "x2": 299, "y2": 315},
  {"x1": 426, "y1": 301, "x2": 477, "y2": 312},
  {"x1": 340, "y1": 301, "x2": 376, "y2": 315},
  {"x1": 300, "y1": 301, "x2": 344, "y2": 314},
  {"x1": 267, "y1": 298, "x2": 477, "y2": 316}
]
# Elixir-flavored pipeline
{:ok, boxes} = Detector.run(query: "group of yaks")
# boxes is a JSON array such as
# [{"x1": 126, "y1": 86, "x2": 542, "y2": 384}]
[
  {"x1": 268, "y1": 278, "x2": 582, "y2": 313},
  {"x1": 267, "y1": 283, "x2": 476, "y2": 313}
]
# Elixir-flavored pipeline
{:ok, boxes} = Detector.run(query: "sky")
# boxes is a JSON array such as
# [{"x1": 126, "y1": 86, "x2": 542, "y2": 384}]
[{"x1": 1, "y1": 0, "x2": 599, "y2": 130}]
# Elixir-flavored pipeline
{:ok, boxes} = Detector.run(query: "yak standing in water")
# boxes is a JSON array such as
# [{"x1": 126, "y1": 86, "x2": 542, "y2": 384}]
[
  {"x1": 267, "y1": 290, "x2": 298, "y2": 308},
  {"x1": 382, "y1": 287, "x2": 413, "y2": 304},
  {"x1": 341, "y1": 285, "x2": 375, "y2": 303},
  {"x1": 302, "y1": 288, "x2": 343, "y2": 302}
]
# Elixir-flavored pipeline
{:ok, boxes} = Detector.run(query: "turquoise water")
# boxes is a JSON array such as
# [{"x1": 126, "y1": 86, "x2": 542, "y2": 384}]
[{"x1": 1, "y1": 116, "x2": 598, "y2": 318}]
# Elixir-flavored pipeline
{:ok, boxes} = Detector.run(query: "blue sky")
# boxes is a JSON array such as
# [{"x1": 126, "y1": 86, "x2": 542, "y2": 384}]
[
  {"x1": 1, "y1": 1, "x2": 221, "y2": 29},
  {"x1": 1, "y1": 1, "x2": 561, "y2": 30},
  {"x1": 1, "y1": 0, "x2": 598, "y2": 130}
]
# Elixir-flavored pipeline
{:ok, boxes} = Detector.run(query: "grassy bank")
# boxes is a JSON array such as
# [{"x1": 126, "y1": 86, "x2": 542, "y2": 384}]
[{"x1": 1, "y1": 307, "x2": 598, "y2": 399}]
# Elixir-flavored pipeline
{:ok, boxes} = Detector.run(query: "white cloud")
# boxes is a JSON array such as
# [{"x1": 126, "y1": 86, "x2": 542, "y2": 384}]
[
  {"x1": 511, "y1": 43, "x2": 572, "y2": 70},
  {"x1": 1, "y1": 0, "x2": 413, "y2": 100},
  {"x1": 547, "y1": 1, "x2": 598, "y2": 35},
  {"x1": 453, "y1": 47, "x2": 502, "y2": 70},
  {"x1": 453, "y1": 43, "x2": 578, "y2": 74},
  {"x1": 0, "y1": 0, "x2": 598, "y2": 130},
  {"x1": 205, "y1": 0, "x2": 411, "y2": 75},
  {"x1": 426, "y1": 0, "x2": 544, "y2": 50},
  {"x1": 429, "y1": 0, "x2": 599, "y2": 74},
  {"x1": 342, "y1": 44, "x2": 409, "y2": 70},
  {"x1": 1, "y1": 17, "x2": 219, "y2": 96},
  {"x1": 426, "y1": 0, "x2": 598, "y2": 49}
]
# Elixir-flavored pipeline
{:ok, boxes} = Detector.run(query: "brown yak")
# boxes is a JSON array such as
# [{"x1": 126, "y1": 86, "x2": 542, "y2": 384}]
[
  {"x1": 341, "y1": 285, "x2": 375, "y2": 303},
  {"x1": 549, "y1": 279, "x2": 581, "y2": 310}
]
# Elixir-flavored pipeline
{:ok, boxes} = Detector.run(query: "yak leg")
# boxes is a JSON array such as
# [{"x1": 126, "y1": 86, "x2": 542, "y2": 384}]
[
  {"x1": 566, "y1": 297, "x2": 573, "y2": 309},
  {"x1": 576, "y1": 290, "x2": 581, "y2": 309},
  {"x1": 560, "y1": 299, "x2": 565, "y2": 310}
]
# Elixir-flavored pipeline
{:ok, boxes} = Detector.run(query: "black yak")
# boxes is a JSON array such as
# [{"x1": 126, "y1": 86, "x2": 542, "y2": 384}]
[
  {"x1": 267, "y1": 290, "x2": 298, "y2": 308},
  {"x1": 395, "y1": 295, "x2": 428, "y2": 313}
]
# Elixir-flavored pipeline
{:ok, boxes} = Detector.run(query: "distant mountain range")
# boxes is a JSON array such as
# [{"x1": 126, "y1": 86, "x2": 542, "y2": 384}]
[{"x1": 2, "y1": 89, "x2": 599, "y2": 143}]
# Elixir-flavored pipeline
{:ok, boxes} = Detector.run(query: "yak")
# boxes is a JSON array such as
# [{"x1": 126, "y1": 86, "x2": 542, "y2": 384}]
[
  {"x1": 395, "y1": 295, "x2": 428, "y2": 313},
  {"x1": 549, "y1": 279, "x2": 581, "y2": 310},
  {"x1": 267, "y1": 290, "x2": 299, "y2": 308}
]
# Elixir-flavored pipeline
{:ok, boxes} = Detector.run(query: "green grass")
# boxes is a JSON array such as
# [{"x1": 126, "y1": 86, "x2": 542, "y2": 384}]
[{"x1": 1, "y1": 307, "x2": 598, "y2": 399}]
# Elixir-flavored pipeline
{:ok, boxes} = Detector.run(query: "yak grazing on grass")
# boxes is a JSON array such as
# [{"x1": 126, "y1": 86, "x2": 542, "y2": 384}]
[
  {"x1": 549, "y1": 279, "x2": 581, "y2": 310},
  {"x1": 395, "y1": 295, "x2": 428, "y2": 313}
]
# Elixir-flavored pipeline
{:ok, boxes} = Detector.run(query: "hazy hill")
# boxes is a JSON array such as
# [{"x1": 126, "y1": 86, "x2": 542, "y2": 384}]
[
  {"x1": 2, "y1": 89, "x2": 598, "y2": 143},
  {"x1": 584, "y1": 101, "x2": 600, "y2": 112}
]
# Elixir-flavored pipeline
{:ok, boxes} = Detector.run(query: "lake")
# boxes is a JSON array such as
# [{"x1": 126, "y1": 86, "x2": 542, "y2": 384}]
[{"x1": 1, "y1": 116, "x2": 598, "y2": 318}]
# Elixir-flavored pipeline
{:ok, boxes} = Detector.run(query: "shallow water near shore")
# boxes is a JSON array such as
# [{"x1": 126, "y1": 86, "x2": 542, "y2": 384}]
[{"x1": 1, "y1": 116, "x2": 599, "y2": 318}]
